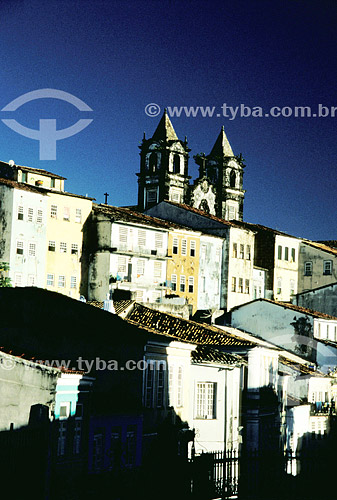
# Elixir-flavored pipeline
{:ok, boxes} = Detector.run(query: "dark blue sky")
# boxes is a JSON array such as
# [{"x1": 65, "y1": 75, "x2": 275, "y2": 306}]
[{"x1": 0, "y1": 0, "x2": 336, "y2": 240}]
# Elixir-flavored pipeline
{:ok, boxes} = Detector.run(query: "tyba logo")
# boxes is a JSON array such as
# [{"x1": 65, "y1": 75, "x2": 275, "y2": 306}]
[{"x1": 1, "y1": 89, "x2": 93, "y2": 160}]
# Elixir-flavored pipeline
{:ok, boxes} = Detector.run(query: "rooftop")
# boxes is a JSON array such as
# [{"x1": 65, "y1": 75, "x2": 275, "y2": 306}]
[
  {"x1": 94, "y1": 203, "x2": 201, "y2": 232},
  {"x1": 0, "y1": 160, "x2": 66, "y2": 179},
  {"x1": 231, "y1": 298, "x2": 337, "y2": 321}
]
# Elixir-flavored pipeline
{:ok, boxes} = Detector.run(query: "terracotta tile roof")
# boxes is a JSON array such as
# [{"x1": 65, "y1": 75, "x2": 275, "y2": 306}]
[
  {"x1": 191, "y1": 345, "x2": 246, "y2": 366},
  {"x1": 231, "y1": 298, "x2": 337, "y2": 321},
  {"x1": 87, "y1": 300, "x2": 104, "y2": 309},
  {"x1": 296, "y1": 281, "x2": 337, "y2": 296},
  {"x1": 302, "y1": 240, "x2": 337, "y2": 257},
  {"x1": 0, "y1": 177, "x2": 48, "y2": 195},
  {"x1": 15, "y1": 164, "x2": 66, "y2": 179},
  {"x1": 124, "y1": 303, "x2": 254, "y2": 346},
  {"x1": 232, "y1": 220, "x2": 300, "y2": 239},
  {"x1": 112, "y1": 299, "x2": 135, "y2": 315},
  {"x1": 0, "y1": 347, "x2": 84, "y2": 374},
  {"x1": 162, "y1": 200, "x2": 246, "y2": 229},
  {"x1": 93, "y1": 203, "x2": 197, "y2": 231},
  {"x1": 279, "y1": 356, "x2": 322, "y2": 376}
]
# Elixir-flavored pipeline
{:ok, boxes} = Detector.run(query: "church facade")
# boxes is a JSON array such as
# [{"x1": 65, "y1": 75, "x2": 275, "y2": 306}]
[{"x1": 137, "y1": 110, "x2": 246, "y2": 221}]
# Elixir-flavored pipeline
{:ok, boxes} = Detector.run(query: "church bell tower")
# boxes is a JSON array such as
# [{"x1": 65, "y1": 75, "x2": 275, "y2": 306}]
[
  {"x1": 190, "y1": 127, "x2": 245, "y2": 221},
  {"x1": 137, "y1": 110, "x2": 190, "y2": 211}
]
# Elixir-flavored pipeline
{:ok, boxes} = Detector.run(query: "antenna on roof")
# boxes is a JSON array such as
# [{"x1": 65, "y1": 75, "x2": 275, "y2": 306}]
[{"x1": 8, "y1": 160, "x2": 15, "y2": 167}]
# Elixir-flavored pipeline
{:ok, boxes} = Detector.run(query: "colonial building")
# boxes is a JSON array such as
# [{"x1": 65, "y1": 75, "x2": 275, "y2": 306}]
[
  {"x1": 298, "y1": 240, "x2": 337, "y2": 293},
  {"x1": 137, "y1": 111, "x2": 245, "y2": 221},
  {"x1": 146, "y1": 200, "x2": 255, "y2": 311},
  {"x1": 0, "y1": 160, "x2": 94, "y2": 298}
]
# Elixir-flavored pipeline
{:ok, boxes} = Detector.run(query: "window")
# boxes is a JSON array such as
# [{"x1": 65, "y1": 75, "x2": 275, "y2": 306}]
[
  {"x1": 50, "y1": 205, "x2": 57, "y2": 218},
  {"x1": 181, "y1": 239, "x2": 187, "y2": 256},
  {"x1": 59, "y1": 402, "x2": 70, "y2": 419},
  {"x1": 168, "y1": 366, "x2": 174, "y2": 406},
  {"x1": 277, "y1": 278, "x2": 282, "y2": 295},
  {"x1": 157, "y1": 364, "x2": 165, "y2": 408},
  {"x1": 147, "y1": 190, "x2": 157, "y2": 204},
  {"x1": 173, "y1": 154, "x2": 180, "y2": 174},
  {"x1": 63, "y1": 207, "x2": 70, "y2": 221},
  {"x1": 172, "y1": 238, "x2": 178, "y2": 255},
  {"x1": 14, "y1": 273, "x2": 22, "y2": 287},
  {"x1": 201, "y1": 276, "x2": 206, "y2": 293},
  {"x1": 58, "y1": 275, "x2": 66, "y2": 288},
  {"x1": 291, "y1": 248, "x2": 296, "y2": 262},
  {"x1": 180, "y1": 275, "x2": 186, "y2": 292},
  {"x1": 201, "y1": 244, "x2": 207, "y2": 260},
  {"x1": 73, "y1": 421, "x2": 82, "y2": 455},
  {"x1": 190, "y1": 240, "x2": 196, "y2": 257},
  {"x1": 149, "y1": 152, "x2": 157, "y2": 173},
  {"x1": 17, "y1": 206, "x2": 24, "y2": 220},
  {"x1": 145, "y1": 362, "x2": 154, "y2": 408},
  {"x1": 196, "y1": 382, "x2": 216, "y2": 419},
  {"x1": 70, "y1": 276, "x2": 77, "y2": 289},
  {"x1": 71, "y1": 243, "x2": 79, "y2": 255},
  {"x1": 188, "y1": 276, "x2": 194, "y2": 293},
  {"x1": 278, "y1": 245, "x2": 282, "y2": 260},
  {"x1": 284, "y1": 247, "x2": 289, "y2": 261},
  {"x1": 232, "y1": 277, "x2": 236, "y2": 292},
  {"x1": 75, "y1": 209, "x2": 82, "y2": 223},
  {"x1": 323, "y1": 261, "x2": 332, "y2": 275},
  {"x1": 125, "y1": 427, "x2": 137, "y2": 468},
  {"x1": 246, "y1": 245, "x2": 251, "y2": 260},
  {"x1": 28, "y1": 243, "x2": 36, "y2": 257},
  {"x1": 57, "y1": 422, "x2": 67, "y2": 457},
  {"x1": 171, "y1": 274, "x2": 177, "y2": 291},
  {"x1": 16, "y1": 241, "x2": 24, "y2": 255},
  {"x1": 135, "y1": 290, "x2": 144, "y2": 302},
  {"x1": 37, "y1": 209, "x2": 43, "y2": 224},
  {"x1": 154, "y1": 261, "x2": 162, "y2": 279},
  {"x1": 47, "y1": 274, "x2": 54, "y2": 286},
  {"x1": 177, "y1": 366, "x2": 183, "y2": 407},
  {"x1": 28, "y1": 275, "x2": 36, "y2": 286},
  {"x1": 290, "y1": 280, "x2": 295, "y2": 296},
  {"x1": 109, "y1": 429, "x2": 122, "y2": 469},
  {"x1": 317, "y1": 322, "x2": 321, "y2": 338},
  {"x1": 171, "y1": 191, "x2": 180, "y2": 203},
  {"x1": 245, "y1": 279, "x2": 250, "y2": 294},
  {"x1": 48, "y1": 240, "x2": 56, "y2": 252},
  {"x1": 232, "y1": 243, "x2": 237, "y2": 258},
  {"x1": 60, "y1": 242, "x2": 67, "y2": 253},
  {"x1": 228, "y1": 206, "x2": 235, "y2": 220},
  {"x1": 92, "y1": 433, "x2": 103, "y2": 471},
  {"x1": 138, "y1": 229, "x2": 146, "y2": 247},
  {"x1": 117, "y1": 256, "x2": 127, "y2": 274},
  {"x1": 155, "y1": 232, "x2": 163, "y2": 249},
  {"x1": 21, "y1": 172, "x2": 27, "y2": 183},
  {"x1": 27, "y1": 207, "x2": 33, "y2": 222},
  {"x1": 51, "y1": 178, "x2": 55, "y2": 188},
  {"x1": 304, "y1": 261, "x2": 313, "y2": 276},
  {"x1": 137, "y1": 259, "x2": 145, "y2": 276},
  {"x1": 119, "y1": 226, "x2": 128, "y2": 244},
  {"x1": 238, "y1": 278, "x2": 243, "y2": 293},
  {"x1": 240, "y1": 244, "x2": 244, "y2": 259}
]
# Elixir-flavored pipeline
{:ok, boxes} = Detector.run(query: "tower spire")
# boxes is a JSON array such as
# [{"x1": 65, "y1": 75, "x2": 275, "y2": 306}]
[
  {"x1": 210, "y1": 127, "x2": 234, "y2": 157},
  {"x1": 152, "y1": 109, "x2": 178, "y2": 141}
]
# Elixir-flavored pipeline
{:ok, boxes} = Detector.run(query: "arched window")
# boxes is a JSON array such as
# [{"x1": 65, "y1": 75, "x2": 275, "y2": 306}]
[
  {"x1": 148, "y1": 153, "x2": 157, "y2": 174},
  {"x1": 230, "y1": 170, "x2": 236, "y2": 188},
  {"x1": 173, "y1": 154, "x2": 180, "y2": 174}
]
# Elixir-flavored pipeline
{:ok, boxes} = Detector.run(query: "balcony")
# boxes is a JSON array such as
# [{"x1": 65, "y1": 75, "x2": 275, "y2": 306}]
[{"x1": 111, "y1": 244, "x2": 168, "y2": 259}]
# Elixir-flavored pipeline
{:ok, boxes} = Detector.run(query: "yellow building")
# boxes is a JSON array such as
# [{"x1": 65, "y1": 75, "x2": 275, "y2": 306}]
[
  {"x1": 167, "y1": 229, "x2": 200, "y2": 314},
  {"x1": 45, "y1": 191, "x2": 93, "y2": 298}
]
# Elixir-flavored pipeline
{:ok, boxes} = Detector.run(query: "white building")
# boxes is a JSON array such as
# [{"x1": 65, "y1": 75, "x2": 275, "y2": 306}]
[{"x1": 0, "y1": 178, "x2": 48, "y2": 288}]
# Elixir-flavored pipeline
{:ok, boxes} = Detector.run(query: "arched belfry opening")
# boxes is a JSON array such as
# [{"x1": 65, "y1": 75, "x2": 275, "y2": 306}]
[
  {"x1": 173, "y1": 154, "x2": 180, "y2": 174},
  {"x1": 149, "y1": 153, "x2": 157, "y2": 174},
  {"x1": 230, "y1": 170, "x2": 236, "y2": 188}
]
